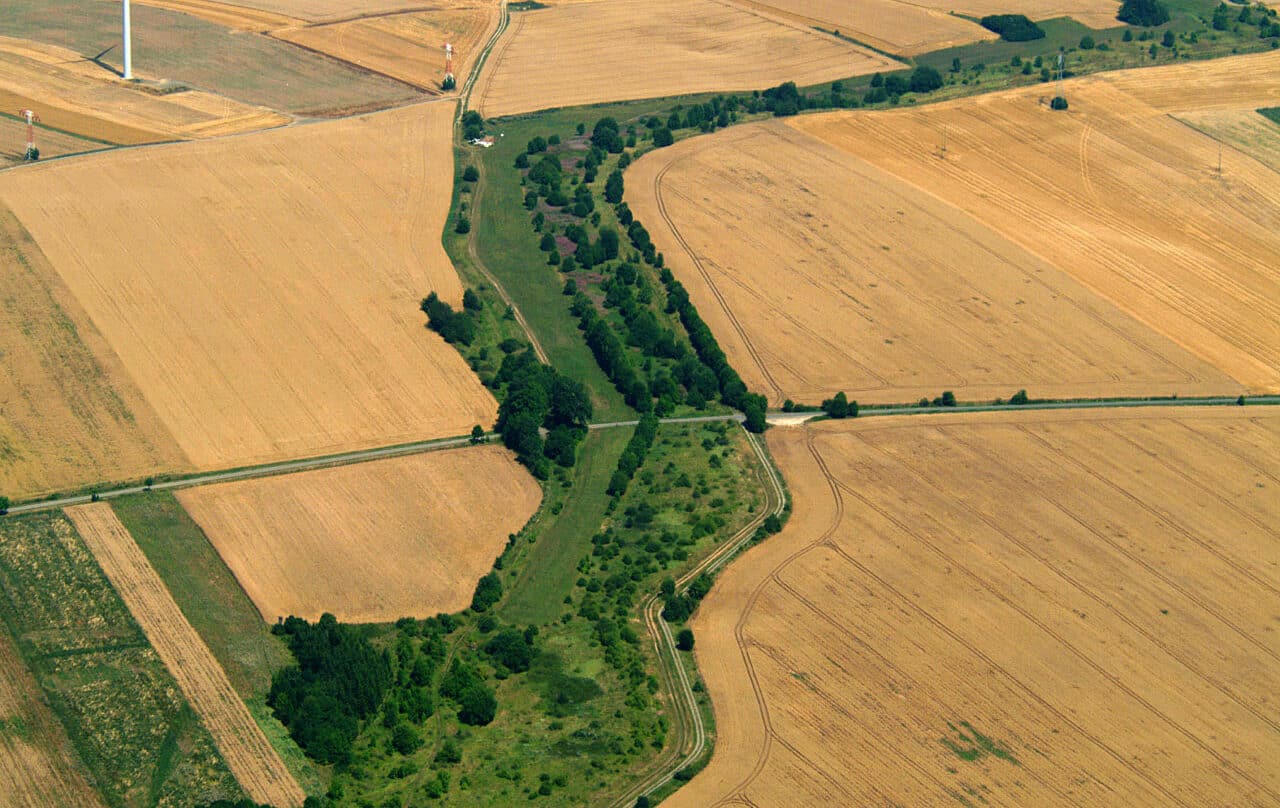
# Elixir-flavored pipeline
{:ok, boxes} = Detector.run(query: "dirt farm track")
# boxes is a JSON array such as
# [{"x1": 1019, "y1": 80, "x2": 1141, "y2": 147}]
[{"x1": 672, "y1": 407, "x2": 1280, "y2": 807}]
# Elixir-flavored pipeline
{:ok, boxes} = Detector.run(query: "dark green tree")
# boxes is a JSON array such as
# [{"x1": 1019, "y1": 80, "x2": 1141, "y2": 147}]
[
  {"x1": 676, "y1": 628, "x2": 695, "y2": 651},
  {"x1": 1117, "y1": 0, "x2": 1169, "y2": 26}
]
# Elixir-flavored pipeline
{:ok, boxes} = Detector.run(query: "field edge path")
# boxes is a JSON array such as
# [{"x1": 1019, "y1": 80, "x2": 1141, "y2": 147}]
[{"x1": 64, "y1": 503, "x2": 306, "y2": 808}]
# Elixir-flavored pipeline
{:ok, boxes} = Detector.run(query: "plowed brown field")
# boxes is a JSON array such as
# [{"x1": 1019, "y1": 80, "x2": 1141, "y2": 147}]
[
  {"x1": 674, "y1": 407, "x2": 1280, "y2": 807},
  {"x1": 0, "y1": 101, "x2": 497, "y2": 471},
  {"x1": 176, "y1": 446, "x2": 542, "y2": 624},
  {"x1": 0, "y1": 203, "x2": 188, "y2": 500},
  {"x1": 630, "y1": 52, "x2": 1280, "y2": 406},
  {"x1": 0, "y1": 630, "x2": 104, "y2": 808},
  {"x1": 276, "y1": 3, "x2": 497, "y2": 91},
  {"x1": 66, "y1": 503, "x2": 305, "y2": 807},
  {"x1": 473, "y1": 0, "x2": 898, "y2": 118}
]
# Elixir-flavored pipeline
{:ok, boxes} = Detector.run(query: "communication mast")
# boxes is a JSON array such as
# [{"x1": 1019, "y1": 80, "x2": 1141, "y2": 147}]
[
  {"x1": 19, "y1": 108, "x2": 39, "y2": 160},
  {"x1": 444, "y1": 42, "x2": 455, "y2": 85}
]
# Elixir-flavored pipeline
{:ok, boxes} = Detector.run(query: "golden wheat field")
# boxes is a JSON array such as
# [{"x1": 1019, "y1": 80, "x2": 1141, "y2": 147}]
[
  {"x1": 730, "y1": 0, "x2": 996, "y2": 54},
  {"x1": 1175, "y1": 108, "x2": 1280, "y2": 176},
  {"x1": 131, "y1": 0, "x2": 303, "y2": 31},
  {"x1": 0, "y1": 117, "x2": 106, "y2": 166},
  {"x1": 0, "y1": 203, "x2": 189, "y2": 500},
  {"x1": 630, "y1": 52, "x2": 1280, "y2": 406},
  {"x1": 0, "y1": 38, "x2": 288, "y2": 142},
  {"x1": 176, "y1": 446, "x2": 542, "y2": 624},
  {"x1": 473, "y1": 0, "x2": 898, "y2": 118},
  {"x1": 673, "y1": 407, "x2": 1280, "y2": 807},
  {"x1": 626, "y1": 121, "x2": 1237, "y2": 406},
  {"x1": 0, "y1": 101, "x2": 497, "y2": 472},
  {"x1": 184, "y1": 0, "x2": 456, "y2": 23},
  {"x1": 0, "y1": 630, "x2": 104, "y2": 808},
  {"x1": 276, "y1": 2, "x2": 497, "y2": 92},
  {"x1": 66, "y1": 503, "x2": 305, "y2": 808}
]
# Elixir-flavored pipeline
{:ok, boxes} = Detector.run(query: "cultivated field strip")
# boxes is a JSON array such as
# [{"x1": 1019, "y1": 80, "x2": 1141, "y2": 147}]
[
  {"x1": 792, "y1": 53, "x2": 1280, "y2": 393},
  {"x1": 627, "y1": 120, "x2": 1235, "y2": 406},
  {"x1": 729, "y1": 0, "x2": 996, "y2": 54},
  {"x1": 473, "y1": 0, "x2": 897, "y2": 118},
  {"x1": 176, "y1": 446, "x2": 542, "y2": 624},
  {"x1": 0, "y1": 631, "x2": 105, "y2": 808},
  {"x1": 671, "y1": 408, "x2": 1280, "y2": 806},
  {"x1": 0, "y1": 101, "x2": 497, "y2": 471},
  {"x1": 65, "y1": 503, "x2": 306, "y2": 808}
]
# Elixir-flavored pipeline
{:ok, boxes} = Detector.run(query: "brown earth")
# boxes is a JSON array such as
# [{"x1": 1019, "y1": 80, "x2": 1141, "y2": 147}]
[
  {"x1": 0, "y1": 38, "x2": 288, "y2": 142},
  {"x1": 65, "y1": 503, "x2": 305, "y2": 808},
  {"x1": 0, "y1": 629, "x2": 105, "y2": 808},
  {"x1": 0, "y1": 202, "x2": 189, "y2": 500},
  {"x1": 175, "y1": 446, "x2": 542, "y2": 624},
  {"x1": 0, "y1": 100, "x2": 497, "y2": 472},
  {"x1": 275, "y1": 2, "x2": 498, "y2": 92},
  {"x1": 626, "y1": 122, "x2": 1238, "y2": 406},
  {"x1": 629, "y1": 52, "x2": 1280, "y2": 407},
  {"x1": 673, "y1": 407, "x2": 1280, "y2": 807},
  {"x1": 473, "y1": 0, "x2": 899, "y2": 118}
]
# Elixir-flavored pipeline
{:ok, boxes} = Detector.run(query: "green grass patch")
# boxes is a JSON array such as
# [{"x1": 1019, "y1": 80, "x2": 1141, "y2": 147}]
[
  {"x1": 110, "y1": 492, "x2": 327, "y2": 797},
  {"x1": 0, "y1": 511, "x2": 243, "y2": 807},
  {"x1": 941, "y1": 720, "x2": 1019, "y2": 765},
  {"x1": 501, "y1": 426, "x2": 632, "y2": 625}
]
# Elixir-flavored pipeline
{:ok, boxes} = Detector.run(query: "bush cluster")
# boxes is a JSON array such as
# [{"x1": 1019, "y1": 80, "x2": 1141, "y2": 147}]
[{"x1": 980, "y1": 14, "x2": 1047, "y2": 41}]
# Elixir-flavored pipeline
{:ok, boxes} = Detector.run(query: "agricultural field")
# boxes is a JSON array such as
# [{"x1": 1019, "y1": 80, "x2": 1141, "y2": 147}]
[
  {"x1": 731, "y1": 0, "x2": 997, "y2": 54},
  {"x1": 0, "y1": 114, "x2": 107, "y2": 167},
  {"x1": 793, "y1": 52, "x2": 1280, "y2": 394},
  {"x1": 0, "y1": 0, "x2": 418, "y2": 116},
  {"x1": 1176, "y1": 107, "x2": 1280, "y2": 175},
  {"x1": 0, "y1": 202, "x2": 188, "y2": 500},
  {"x1": 472, "y1": 0, "x2": 898, "y2": 118},
  {"x1": 629, "y1": 52, "x2": 1280, "y2": 407},
  {"x1": 0, "y1": 101, "x2": 498, "y2": 472},
  {"x1": 176, "y1": 446, "x2": 541, "y2": 624},
  {"x1": 626, "y1": 121, "x2": 1236, "y2": 406},
  {"x1": 66, "y1": 503, "x2": 306, "y2": 808},
  {"x1": 275, "y1": 2, "x2": 498, "y2": 91},
  {"x1": 674, "y1": 407, "x2": 1280, "y2": 807},
  {"x1": 0, "y1": 512, "x2": 244, "y2": 807},
  {"x1": 0, "y1": 630, "x2": 104, "y2": 808}
]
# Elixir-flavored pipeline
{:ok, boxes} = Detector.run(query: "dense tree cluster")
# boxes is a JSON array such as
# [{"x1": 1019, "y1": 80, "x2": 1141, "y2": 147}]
[
  {"x1": 494, "y1": 350, "x2": 592, "y2": 477},
  {"x1": 268, "y1": 614, "x2": 393, "y2": 765},
  {"x1": 822, "y1": 391, "x2": 858, "y2": 419},
  {"x1": 1118, "y1": 0, "x2": 1169, "y2": 26},
  {"x1": 979, "y1": 14, "x2": 1047, "y2": 40},
  {"x1": 421, "y1": 292, "x2": 476, "y2": 346},
  {"x1": 607, "y1": 413, "x2": 659, "y2": 498}
]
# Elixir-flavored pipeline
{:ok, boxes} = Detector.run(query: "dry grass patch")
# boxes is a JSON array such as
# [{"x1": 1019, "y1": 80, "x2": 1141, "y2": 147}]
[
  {"x1": 176, "y1": 446, "x2": 542, "y2": 624},
  {"x1": 0, "y1": 101, "x2": 497, "y2": 471},
  {"x1": 66, "y1": 503, "x2": 305, "y2": 808},
  {"x1": 674, "y1": 407, "x2": 1280, "y2": 807},
  {"x1": 0, "y1": 37, "x2": 289, "y2": 142},
  {"x1": 473, "y1": 0, "x2": 898, "y2": 118},
  {"x1": 0, "y1": 202, "x2": 188, "y2": 500},
  {"x1": 275, "y1": 2, "x2": 498, "y2": 91},
  {"x1": 627, "y1": 120, "x2": 1235, "y2": 406},
  {"x1": 0, "y1": 630, "x2": 104, "y2": 808},
  {"x1": 791, "y1": 53, "x2": 1280, "y2": 394}
]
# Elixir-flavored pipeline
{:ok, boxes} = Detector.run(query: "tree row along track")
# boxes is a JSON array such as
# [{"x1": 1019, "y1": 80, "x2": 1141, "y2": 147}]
[
  {"x1": 64, "y1": 503, "x2": 306, "y2": 808},
  {"x1": 609, "y1": 426, "x2": 787, "y2": 808}
]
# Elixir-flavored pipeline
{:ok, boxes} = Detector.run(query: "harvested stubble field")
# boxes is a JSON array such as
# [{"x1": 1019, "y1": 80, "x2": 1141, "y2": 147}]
[
  {"x1": 0, "y1": 202, "x2": 188, "y2": 500},
  {"x1": 0, "y1": 0, "x2": 417, "y2": 115},
  {"x1": 630, "y1": 53, "x2": 1280, "y2": 407},
  {"x1": 792, "y1": 53, "x2": 1280, "y2": 394},
  {"x1": 729, "y1": 0, "x2": 996, "y2": 55},
  {"x1": 673, "y1": 407, "x2": 1280, "y2": 807},
  {"x1": 171, "y1": 0, "x2": 457, "y2": 23},
  {"x1": 627, "y1": 122, "x2": 1236, "y2": 406},
  {"x1": 473, "y1": 0, "x2": 898, "y2": 118},
  {"x1": 0, "y1": 116, "x2": 107, "y2": 166},
  {"x1": 66, "y1": 503, "x2": 305, "y2": 808},
  {"x1": 176, "y1": 446, "x2": 541, "y2": 624},
  {"x1": 0, "y1": 101, "x2": 497, "y2": 472},
  {"x1": 0, "y1": 39, "x2": 286, "y2": 143},
  {"x1": 1175, "y1": 108, "x2": 1280, "y2": 176},
  {"x1": 0, "y1": 630, "x2": 104, "y2": 808},
  {"x1": 275, "y1": 2, "x2": 497, "y2": 91}
]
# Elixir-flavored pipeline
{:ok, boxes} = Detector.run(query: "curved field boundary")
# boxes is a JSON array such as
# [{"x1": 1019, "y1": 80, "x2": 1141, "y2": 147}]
[{"x1": 65, "y1": 503, "x2": 305, "y2": 808}]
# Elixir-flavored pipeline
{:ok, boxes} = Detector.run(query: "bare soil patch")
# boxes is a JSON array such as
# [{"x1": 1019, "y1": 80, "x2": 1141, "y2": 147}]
[
  {"x1": 176, "y1": 446, "x2": 542, "y2": 624},
  {"x1": 473, "y1": 0, "x2": 898, "y2": 118},
  {"x1": 0, "y1": 101, "x2": 496, "y2": 471},
  {"x1": 627, "y1": 120, "x2": 1236, "y2": 406},
  {"x1": 673, "y1": 407, "x2": 1280, "y2": 806},
  {"x1": 66, "y1": 503, "x2": 305, "y2": 808}
]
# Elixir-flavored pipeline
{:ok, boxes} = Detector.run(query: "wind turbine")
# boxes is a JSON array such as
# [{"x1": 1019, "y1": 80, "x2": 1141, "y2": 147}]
[{"x1": 122, "y1": 0, "x2": 133, "y2": 79}]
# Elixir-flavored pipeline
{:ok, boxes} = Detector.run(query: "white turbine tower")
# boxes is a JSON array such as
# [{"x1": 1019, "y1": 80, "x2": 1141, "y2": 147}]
[{"x1": 122, "y1": 0, "x2": 133, "y2": 79}]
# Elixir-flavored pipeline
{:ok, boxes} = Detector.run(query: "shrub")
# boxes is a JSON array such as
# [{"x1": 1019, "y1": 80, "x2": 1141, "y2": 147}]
[
  {"x1": 1118, "y1": 0, "x2": 1169, "y2": 25},
  {"x1": 653, "y1": 127, "x2": 674, "y2": 147},
  {"x1": 391, "y1": 723, "x2": 421, "y2": 755},
  {"x1": 909, "y1": 65, "x2": 944, "y2": 93},
  {"x1": 1051, "y1": 95, "x2": 1070, "y2": 110},
  {"x1": 434, "y1": 739, "x2": 462, "y2": 766},
  {"x1": 822, "y1": 391, "x2": 857, "y2": 419},
  {"x1": 484, "y1": 628, "x2": 534, "y2": 673},
  {"x1": 454, "y1": 215, "x2": 471, "y2": 234},
  {"x1": 676, "y1": 628, "x2": 695, "y2": 651},
  {"x1": 471, "y1": 572, "x2": 502, "y2": 612},
  {"x1": 980, "y1": 14, "x2": 1046, "y2": 41},
  {"x1": 1080, "y1": 34, "x2": 1096, "y2": 48},
  {"x1": 526, "y1": 135, "x2": 548, "y2": 154},
  {"x1": 1009, "y1": 389, "x2": 1030, "y2": 405},
  {"x1": 462, "y1": 165, "x2": 479, "y2": 182},
  {"x1": 0, "y1": 495, "x2": 8, "y2": 515}
]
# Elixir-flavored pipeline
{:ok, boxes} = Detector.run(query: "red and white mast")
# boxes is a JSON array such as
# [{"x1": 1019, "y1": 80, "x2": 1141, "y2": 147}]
[
  {"x1": 444, "y1": 42, "x2": 455, "y2": 85},
  {"x1": 19, "y1": 108, "x2": 38, "y2": 159}
]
